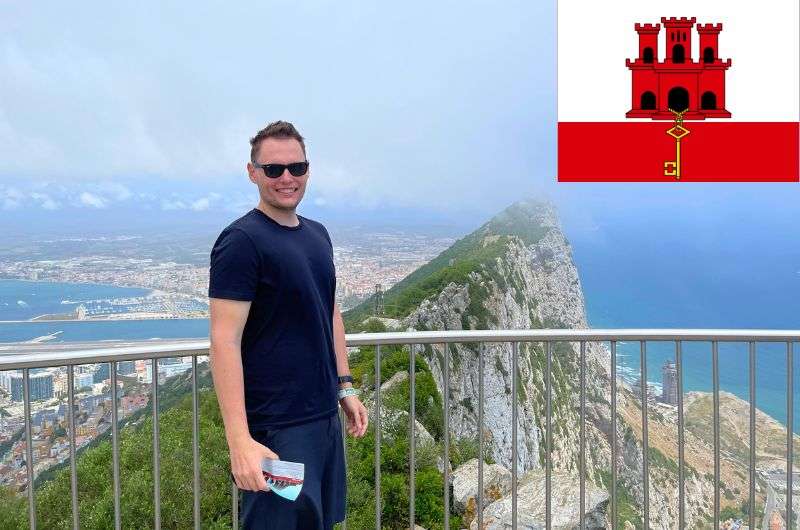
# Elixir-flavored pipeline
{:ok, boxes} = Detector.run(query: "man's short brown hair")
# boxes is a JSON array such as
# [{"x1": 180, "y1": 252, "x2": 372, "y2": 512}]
[{"x1": 249, "y1": 121, "x2": 307, "y2": 162}]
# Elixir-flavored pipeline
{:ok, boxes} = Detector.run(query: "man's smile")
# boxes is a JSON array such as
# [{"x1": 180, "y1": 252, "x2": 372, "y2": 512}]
[{"x1": 276, "y1": 187, "x2": 298, "y2": 197}]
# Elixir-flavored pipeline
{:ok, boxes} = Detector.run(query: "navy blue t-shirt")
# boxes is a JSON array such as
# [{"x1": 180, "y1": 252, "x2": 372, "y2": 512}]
[{"x1": 208, "y1": 208, "x2": 338, "y2": 429}]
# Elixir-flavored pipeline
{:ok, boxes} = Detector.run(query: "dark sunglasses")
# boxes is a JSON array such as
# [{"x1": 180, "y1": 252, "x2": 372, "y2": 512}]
[{"x1": 252, "y1": 161, "x2": 309, "y2": 178}]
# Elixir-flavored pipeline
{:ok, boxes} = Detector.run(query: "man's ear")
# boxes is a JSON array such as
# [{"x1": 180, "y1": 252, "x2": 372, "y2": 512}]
[{"x1": 247, "y1": 162, "x2": 256, "y2": 184}]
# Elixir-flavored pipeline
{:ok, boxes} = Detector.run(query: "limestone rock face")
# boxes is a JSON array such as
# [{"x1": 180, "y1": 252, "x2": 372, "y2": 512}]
[
  {"x1": 451, "y1": 458, "x2": 512, "y2": 517},
  {"x1": 401, "y1": 201, "x2": 608, "y2": 474},
  {"x1": 349, "y1": 199, "x2": 777, "y2": 529},
  {"x1": 470, "y1": 470, "x2": 609, "y2": 530}
]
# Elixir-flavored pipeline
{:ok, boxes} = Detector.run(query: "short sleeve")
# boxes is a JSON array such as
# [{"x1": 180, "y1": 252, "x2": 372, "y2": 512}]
[{"x1": 208, "y1": 228, "x2": 260, "y2": 301}]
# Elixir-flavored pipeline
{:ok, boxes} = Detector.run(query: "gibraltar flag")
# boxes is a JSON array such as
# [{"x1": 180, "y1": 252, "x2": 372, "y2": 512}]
[{"x1": 557, "y1": 0, "x2": 800, "y2": 182}]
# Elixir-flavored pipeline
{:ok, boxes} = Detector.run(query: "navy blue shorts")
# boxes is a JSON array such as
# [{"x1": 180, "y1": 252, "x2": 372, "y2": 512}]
[{"x1": 240, "y1": 413, "x2": 346, "y2": 529}]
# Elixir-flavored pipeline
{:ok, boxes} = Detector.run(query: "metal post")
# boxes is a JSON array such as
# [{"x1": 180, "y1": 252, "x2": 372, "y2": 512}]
[
  {"x1": 546, "y1": 341, "x2": 552, "y2": 530},
  {"x1": 409, "y1": 344, "x2": 416, "y2": 529},
  {"x1": 640, "y1": 341, "x2": 649, "y2": 529},
  {"x1": 610, "y1": 340, "x2": 618, "y2": 529},
  {"x1": 712, "y1": 341, "x2": 720, "y2": 530},
  {"x1": 192, "y1": 355, "x2": 201, "y2": 530},
  {"x1": 676, "y1": 340, "x2": 685, "y2": 530},
  {"x1": 788, "y1": 341, "x2": 794, "y2": 530},
  {"x1": 68, "y1": 366, "x2": 79, "y2": 530},
  {"x1": 443, "y1": 343, "x2": 450, "y2": 530},
  {"x1": 231, "y1": 482, "x2": 238, "y2": 528},
  {"x1": 579, "y1": 341, "x2": 586, "y2": 530},
  {"x1": 111, "y1": 362, "x2": 121, "y2": 530},
  {"x1": 375, "y1": 344, "x2": 382, "y2": 529},
  {"x1": 749, "y1": 341, "x2": 756, "y2": 530},
  {"x1": 152, "y1": 358, "x2": 161, "y2": 529},
  {"x1": 477, "y1": 342, "x2": 485, "y2": 530},
  {"x1": 23, "y1": 368, "x2": 36, "y2": 530},
  {"x1": 511, "y1": 342, "x2": 518, "y2": 528}
]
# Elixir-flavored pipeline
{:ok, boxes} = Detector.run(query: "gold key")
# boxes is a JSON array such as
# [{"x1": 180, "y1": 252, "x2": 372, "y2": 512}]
[{"x1": 664, "y1": 108, "x2": 690, "y2": 180}]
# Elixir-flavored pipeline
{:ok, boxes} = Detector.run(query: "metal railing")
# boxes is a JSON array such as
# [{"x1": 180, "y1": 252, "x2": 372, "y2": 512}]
[{"x1": 1, "y1": 329, "x2": 798, "y2": 530}]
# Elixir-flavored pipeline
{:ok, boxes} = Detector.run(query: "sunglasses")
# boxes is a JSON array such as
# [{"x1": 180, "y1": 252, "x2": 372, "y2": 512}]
[{"x1": 252, "y1": 161, "x2": 309, "y2": 178}]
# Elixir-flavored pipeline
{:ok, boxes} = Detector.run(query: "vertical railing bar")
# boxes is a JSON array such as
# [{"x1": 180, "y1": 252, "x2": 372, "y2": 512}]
[
  {"x1": 443, "y1": 343, "x2": 450, "y2": 530},
  {"x1": 231, "y1": 482, "x2": 238, "y2": 528},
  {"x1": 676, "y1": 340, "x2": 685, "y2": 530},
  {"x1": 511, "y1": 341, "x2": 519, "y2": 529},
  {"x1": 23, "y1": 368, "x2": 36, "y2": 530},
  {"x1": 375, "y1": 343, "x2": 382, "y2": 530},
  {"x1": 339, "y1": 408, "x2": 348, "y2": 530},
  {"x1": 712, "y1": 340, "x2": 720, "y2": 530},
  {"x1": 111, "y1": 361, "x2": 121, "y2": 530},
  {"x1": 191, "y1": 355, "x2": 200, "y2": 530},
  {"x1": 67, "y1": 366, "x2": 79, "y2": 530},
  {"x1": 579, "y1": 341, "x2": 586, "y2": 530},
  {"x1": 477, "y1": 342, "x2": 485, "y2": 530},
  {"x1": 788, "y1": 341, "x2": 794, "y2": 530},
  {"x1": 152, "y1": 358, "x2": 161, "y2": 529},
  {"x1": 749, "y1": 341, "x2": 756, "y2": 530},
  {"x1": 640, "y1": 340, "x2": 649, "y2": 529},
  {"x1": 610, "y1": 340, "x2": 618, "y2": 530},
  {"x1": 546, "y1": 341, "x2": 552, "y2": 530},
  {"x1": 409, "y1": 344, "x2": 416, "y2": 529}
]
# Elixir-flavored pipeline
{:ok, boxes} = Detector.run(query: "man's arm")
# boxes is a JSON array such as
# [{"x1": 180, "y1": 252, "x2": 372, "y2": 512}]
[
  {"x1": 332, "y1": 302, "x2": 368, "y2": 437},
  {"x1": 209, "y1": 297, "x2": 277, "y2": 491}
]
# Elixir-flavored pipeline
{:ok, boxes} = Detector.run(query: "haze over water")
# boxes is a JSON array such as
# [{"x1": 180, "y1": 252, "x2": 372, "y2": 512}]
[{"x1": 566, "y1": 199, "x2": 800, "y2": 435}]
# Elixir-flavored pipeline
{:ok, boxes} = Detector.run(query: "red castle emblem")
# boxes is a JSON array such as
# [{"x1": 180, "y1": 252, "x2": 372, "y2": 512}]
[{"x1": 626, "y1": 17, "x2": 732, "y2": 120}]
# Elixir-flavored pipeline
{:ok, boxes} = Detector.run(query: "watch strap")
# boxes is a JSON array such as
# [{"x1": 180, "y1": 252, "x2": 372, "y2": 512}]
[{"x1": 337, "y1": 387, "x2": 360, "y2": 400}]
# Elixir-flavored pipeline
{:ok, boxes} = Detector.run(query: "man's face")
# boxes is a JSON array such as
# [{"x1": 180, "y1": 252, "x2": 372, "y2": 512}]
[{"x1": 247, "y1": 137, "x2": 308, "y2": 211}]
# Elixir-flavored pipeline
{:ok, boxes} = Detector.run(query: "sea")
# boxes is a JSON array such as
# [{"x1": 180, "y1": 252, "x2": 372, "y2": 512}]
[
  {"x1": 1, "y1": 214, "x2": 798, "y2": 436},
  {"x1": 0, "y1": 279, "x2": 208, "y2": 342}
]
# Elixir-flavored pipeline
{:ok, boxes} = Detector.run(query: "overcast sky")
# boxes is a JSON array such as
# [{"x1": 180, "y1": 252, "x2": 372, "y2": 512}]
[{"x1": 1, "y1": 1, "x2": 798, "y2": 238}]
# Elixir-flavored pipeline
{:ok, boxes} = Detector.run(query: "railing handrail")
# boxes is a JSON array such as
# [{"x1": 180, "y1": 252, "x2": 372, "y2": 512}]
[
  {"x1": 2, "y1": 328, "x2": 797, "y2": 529},
  {"x1": 1, "y1": 328, "x2": 799, "y2": 369},
  {"x1": 2, "y1": 328, "x2": 800, "y2": 369}
]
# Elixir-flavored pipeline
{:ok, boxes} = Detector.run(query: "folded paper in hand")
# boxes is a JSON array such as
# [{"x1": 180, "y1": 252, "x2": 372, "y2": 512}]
[{"x1": 262, "y1": 458, "x2": 305, "y2": 501}]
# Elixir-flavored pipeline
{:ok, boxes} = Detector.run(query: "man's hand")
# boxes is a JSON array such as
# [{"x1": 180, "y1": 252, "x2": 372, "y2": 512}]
[
  {"x1": 229, "y1": 436, "x2": 279, "y2": 492},
  {"x1": 340, "y1": 395, "x2": 368, "y2": 437}
]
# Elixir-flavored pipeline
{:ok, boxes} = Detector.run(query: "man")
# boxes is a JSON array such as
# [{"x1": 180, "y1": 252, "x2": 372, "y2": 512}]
[{"x1": 208, "y1": 120, "x2": 368, "y2": 529}]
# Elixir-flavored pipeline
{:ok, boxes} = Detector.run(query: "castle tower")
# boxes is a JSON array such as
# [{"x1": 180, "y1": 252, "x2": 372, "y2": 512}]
[
  {"x1": 697, "y1": 23, "x2": 723, "y2": 63},
  {"x1": 634, "y1": 23, "x2": 660, "y2": 63},
  {"x1": 661, "y1": 17, "x2": 696, "y2": 63}
]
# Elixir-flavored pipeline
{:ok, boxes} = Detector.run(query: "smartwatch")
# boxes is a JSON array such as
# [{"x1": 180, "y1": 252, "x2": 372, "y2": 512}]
[{"x1": 338, "y1": 375, "x2": 354, "y2": 385}]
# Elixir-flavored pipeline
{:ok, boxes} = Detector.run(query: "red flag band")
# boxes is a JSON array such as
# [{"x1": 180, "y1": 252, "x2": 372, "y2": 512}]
[{"x1": 558, "y1": 122, "x2": 800, "y2": 182}]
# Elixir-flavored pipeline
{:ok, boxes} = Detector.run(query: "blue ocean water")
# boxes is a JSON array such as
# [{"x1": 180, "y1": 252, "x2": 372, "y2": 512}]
[
  {"x1": 0, "y1": 279, "x2": 152, "y2": 321},
  {"x1": 0, "y1": 279, "x2": 209, "y2": 343},
  {"x1": 566, "y1": 209, "x2": 800, "y2": 435},
  {"x1": 0, "y1": 317, "x2": 209, "y2": 344}
]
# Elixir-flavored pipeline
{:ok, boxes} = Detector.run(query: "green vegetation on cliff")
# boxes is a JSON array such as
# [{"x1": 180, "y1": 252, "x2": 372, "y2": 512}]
[{"x1": 344, "y1": 200, "x2": 553, "y2": 328}]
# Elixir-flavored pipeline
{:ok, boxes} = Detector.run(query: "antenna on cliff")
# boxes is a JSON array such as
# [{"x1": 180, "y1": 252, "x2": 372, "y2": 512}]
[{"x1": 373, "y1": 283, "x2": 384, "y2": 316}]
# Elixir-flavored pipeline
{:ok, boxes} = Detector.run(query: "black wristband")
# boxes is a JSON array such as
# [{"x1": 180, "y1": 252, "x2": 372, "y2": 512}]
[{"x1": 337, "y1": 375, "x2": 354, "y2": 385}]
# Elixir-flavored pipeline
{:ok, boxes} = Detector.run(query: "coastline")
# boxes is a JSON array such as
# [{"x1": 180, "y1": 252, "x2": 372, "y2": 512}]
[
  {"x1": 0, "y1": 276, "x2": 158, "y2": 293},
  {"x1": 1, "y1": 278, "x2": 207, "y2": 322}
]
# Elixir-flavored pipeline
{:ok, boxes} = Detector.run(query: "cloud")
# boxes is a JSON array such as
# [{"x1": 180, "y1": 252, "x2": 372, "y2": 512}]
[
  {"x1": 190, "y1": 197, "x2": 210, "y2": 211},
  {"x1": 94, "y1": 182, "x2": 132, "y2": 201},
  {"x1": 0, "y1": 186, "x2": 61, "y2": 210},
  {"x1": 29, "y1": 192, "x2": 60, "y2": 210},
  {"x1": 160, "y1": 198, "x2": 187, "y2": 211},
  {"x1": 79, "y1": 192, "x2": 108, "y2": 208}
]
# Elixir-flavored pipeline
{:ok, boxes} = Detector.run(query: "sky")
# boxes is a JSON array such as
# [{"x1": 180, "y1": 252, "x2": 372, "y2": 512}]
[{"x1": 0, "y1": 1, "x2": 799, "y2": 239}]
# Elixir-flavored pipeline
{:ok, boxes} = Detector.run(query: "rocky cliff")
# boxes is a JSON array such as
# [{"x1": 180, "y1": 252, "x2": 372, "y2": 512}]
[{"x1": 345, "y1": 199, "x2": 797, "y2": 529}]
